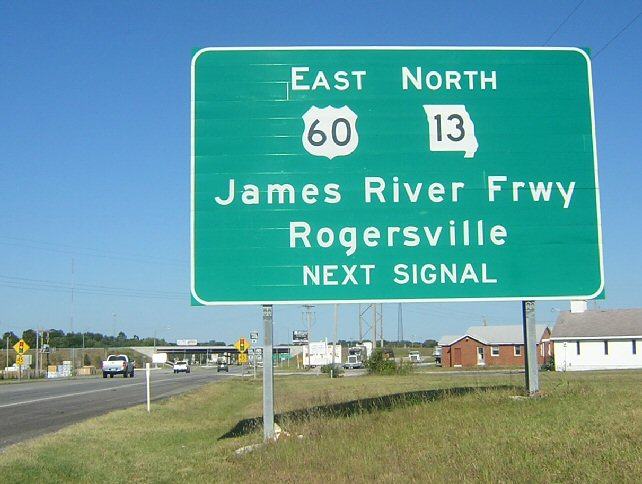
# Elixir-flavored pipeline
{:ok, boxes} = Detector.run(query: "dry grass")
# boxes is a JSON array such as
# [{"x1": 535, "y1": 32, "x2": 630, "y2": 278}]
[{"x1": 0, "y1": 370, "x2": 640, "y2": 483}]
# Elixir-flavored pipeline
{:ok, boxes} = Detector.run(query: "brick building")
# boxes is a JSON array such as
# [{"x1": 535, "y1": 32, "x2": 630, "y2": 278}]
[{"x1": 438, "y1": 325, "x2": 552, "y2": 368}]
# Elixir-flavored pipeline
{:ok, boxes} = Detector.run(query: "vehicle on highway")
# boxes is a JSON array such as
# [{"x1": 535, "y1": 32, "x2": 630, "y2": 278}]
[
  {"x1": 217, "y1": 360, "x2": 228, "y2": 372},
  {"x1": 344, "y1": 345, "x2": 367, "y2": 369},
  {"x1": 173, "y1": 360, "x2": 191, "y2": 374},
  {"x1": 433, "y1": 346, "x2": 442, "y2": 366},
  {"x1": 102, "y1": 354, "x2": 135, "y2": 378},
  {"x1": 409, "y1": 350, "x2": 422, "y2": 363}
]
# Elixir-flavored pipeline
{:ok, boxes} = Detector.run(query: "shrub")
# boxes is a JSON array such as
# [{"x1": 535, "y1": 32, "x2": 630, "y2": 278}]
[
  {"x1": 541, "y1": 356, "x2": 555, "y2": 371},
  {"x1": 366, "y1": 349, "x2": 398, "y2": 375},
  {"x1": 366, "y1": 350, "x2": 415, "y2": 375},
  {"x1": 321, "y1": 364, "x2": 344, "y2": 378}
]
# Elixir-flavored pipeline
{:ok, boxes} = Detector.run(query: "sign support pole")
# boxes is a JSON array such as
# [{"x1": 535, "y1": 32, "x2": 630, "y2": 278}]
[
  {"x1": 522, "y1": 300, "x2": 539, "y2": 396},
  {"x1": 35, "y1": 329, "x2": 39, "y2": 376},
  {"x1": 146, "y1": 362, "x2": 151, "y2": 413},
  {"x1": 262, "y1": 305, "x2": 275, "y2": 441},
  {"x1": 331, "y1": 304, "x2": 338, "y2": 378}
]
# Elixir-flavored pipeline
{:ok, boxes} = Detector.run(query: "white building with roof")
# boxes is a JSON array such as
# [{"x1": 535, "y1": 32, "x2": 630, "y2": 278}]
[{"x1": 551, "y1": 309, "x2": 642, "y2": 371}]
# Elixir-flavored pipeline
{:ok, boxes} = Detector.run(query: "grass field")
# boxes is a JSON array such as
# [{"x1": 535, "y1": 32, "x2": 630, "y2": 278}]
[{"x1": 0, "y1": 370, "x2": 640, "y2": 483}]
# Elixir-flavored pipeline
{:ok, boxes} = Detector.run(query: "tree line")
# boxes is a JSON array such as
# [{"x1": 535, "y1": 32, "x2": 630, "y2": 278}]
[{"x1": 1, "y1": 329, "x2": 170, "y2": 349}]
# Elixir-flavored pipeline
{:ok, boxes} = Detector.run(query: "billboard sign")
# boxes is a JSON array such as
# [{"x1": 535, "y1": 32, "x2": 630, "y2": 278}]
[
  {"x1": 292, "y1": 330, "x2": 309, "y2": 345},
  {"x1": 177, "y1": 339, "x2": 198, "y2": 346},
  {"x1": 152, "y1": 353, "x2": 168, "y2": 364},
  {"x1": 191, "y1": 47, "x2": 602, "y2": 305}
]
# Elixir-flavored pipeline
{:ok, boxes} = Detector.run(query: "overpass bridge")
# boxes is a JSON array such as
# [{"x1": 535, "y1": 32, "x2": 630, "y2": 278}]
[{"x1": 132, "y1": 345, "x2": 292, "y2": 362}]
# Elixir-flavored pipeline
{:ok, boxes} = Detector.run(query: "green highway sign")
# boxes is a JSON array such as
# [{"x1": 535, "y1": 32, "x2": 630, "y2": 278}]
[{"x1": 191, "y1": 47, "x2": 603, "y2": 305}]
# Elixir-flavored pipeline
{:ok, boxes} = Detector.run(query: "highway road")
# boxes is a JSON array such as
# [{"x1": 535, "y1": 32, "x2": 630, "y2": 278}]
[{"x1": 0, "y1": 368, "x2": 240, "y2": 450}]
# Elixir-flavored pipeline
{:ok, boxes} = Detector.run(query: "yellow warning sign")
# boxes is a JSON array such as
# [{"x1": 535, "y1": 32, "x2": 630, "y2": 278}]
[
  {"x1": 13, "y1": 339, "x2": 30, "y2": 354},
  {"x1": 234, "y1": 338, "x2": 250, "y2": 353},
  {"x1": 238, "y1": 353, "x2": 248, "y2": 364},
  {"x1": 16, "y1": 354, "x2": 25, "y2": 365}
]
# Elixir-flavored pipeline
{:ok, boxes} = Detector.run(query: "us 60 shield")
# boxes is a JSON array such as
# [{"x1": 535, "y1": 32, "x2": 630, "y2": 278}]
[{"x1": 301, "y1": 105, "x2": 359, "y2": 159}]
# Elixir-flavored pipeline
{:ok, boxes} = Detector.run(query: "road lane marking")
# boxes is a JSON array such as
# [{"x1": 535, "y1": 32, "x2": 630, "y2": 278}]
[{"x1": 0, "y1": 375, "x2": 219, "y2": 409}]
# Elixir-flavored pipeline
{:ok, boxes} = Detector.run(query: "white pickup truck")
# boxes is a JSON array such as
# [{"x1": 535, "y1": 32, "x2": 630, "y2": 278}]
[
  {"x1": 102, "y1": 354, "x2": 135, "y2": 378},
  {"x1": 173, "y1": 360, "x2": 190, "y2": 374}
]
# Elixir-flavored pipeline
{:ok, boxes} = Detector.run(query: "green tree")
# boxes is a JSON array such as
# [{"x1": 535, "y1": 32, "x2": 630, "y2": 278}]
[
  {"x1": 21, "y1": 329, "x2": 37, "y2": 347},
  {"x1": 2, "y1": 331, "x2": 19, "y2": 347}
]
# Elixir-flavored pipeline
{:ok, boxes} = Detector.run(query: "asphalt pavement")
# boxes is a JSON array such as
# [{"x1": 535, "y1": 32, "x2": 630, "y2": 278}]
[{"x1": 0, "y1": 367, "x2": 239, "y2": 450}]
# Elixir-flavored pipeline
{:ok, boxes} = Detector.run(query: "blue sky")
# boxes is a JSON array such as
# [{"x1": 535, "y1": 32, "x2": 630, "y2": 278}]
[{"x1": 1, "y1": 1, "x2": 641, "y2": 345}]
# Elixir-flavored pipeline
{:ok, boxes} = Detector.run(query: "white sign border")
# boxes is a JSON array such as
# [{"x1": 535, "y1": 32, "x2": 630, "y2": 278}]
[{"x1": 190, "y1": 46, "x2": 604, "y2": 306}]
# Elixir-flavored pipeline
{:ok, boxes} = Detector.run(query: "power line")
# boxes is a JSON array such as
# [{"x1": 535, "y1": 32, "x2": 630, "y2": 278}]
[
  {"x1": 0, "y1": 274, "x2": 185, "y2": 300},
  {"x1": 544, "y1": 0, "x2": 586, "y2": 45},
  {"x1": 0, "y1": 236, "x2": 186, "y2": 266},
  {"x1": 0, "y1": 274, "x2": 183, "y2": 296},
  {"x1": 593, "y1": 10, "x2": 642, "y2": 58},
  {"x1": 0, "y1": 281, "x2": 185, "y2": 300}
]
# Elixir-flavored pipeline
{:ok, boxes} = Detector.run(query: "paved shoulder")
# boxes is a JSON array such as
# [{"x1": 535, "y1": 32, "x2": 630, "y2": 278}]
[{"x1": 0, "y1": 369, "x2": 238, "y2": 450}]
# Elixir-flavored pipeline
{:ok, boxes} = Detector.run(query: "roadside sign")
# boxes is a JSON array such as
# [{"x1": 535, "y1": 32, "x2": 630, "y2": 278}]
[
  {"x1": 292, "y1": 330, "x2": 309, "y2": 345},
  {"x1": 238, "y1": 353, "x2": 249, "y2": 364},
  {"x1": 250, "y1": 331, "x2": 259, "y2": 344},
  {"x1": 234, "y1": 338, "x2": 250, "y2": 353},
  {"x1": 191, "y1": 47, "x2": 602, "y2": 305},
  {"x1": 152, "y1": 353, "x2": 168, "y2": 364},
  {"x1": 176, "y1": 339, "x2": 198, "y2": 346},
  {"x1": 14, "y1": 339, "x2": 30, "y2": 354},
  {"x1": 15, "y1": 354, "x2": 24, "y2": 365}
]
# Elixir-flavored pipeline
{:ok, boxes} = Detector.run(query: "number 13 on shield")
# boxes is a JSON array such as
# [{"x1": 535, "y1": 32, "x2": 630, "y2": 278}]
[{"x1": 423, "y1": 105, "x2": 479, "y2": 159}]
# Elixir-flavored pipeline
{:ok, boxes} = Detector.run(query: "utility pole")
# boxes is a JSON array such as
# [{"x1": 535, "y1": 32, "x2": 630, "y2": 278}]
[
  {"x1": 398, "y1": 303, "x2": 403, "y2": 345},
  {"x1": 372, "y1": 304, "x2": 377, "y2": 349},
  {"x1": 303, "y1": 305, "x2": 314, "y2": 368},
  {"x1": 380, "y1": 305, "x2": 384, "y2": 349},
  {"x1": 70, "y1": 258, "x2": 76, "y2": 371},
  {"x1": 358, "y1": 304, "x2": 367, "y2": 342}
]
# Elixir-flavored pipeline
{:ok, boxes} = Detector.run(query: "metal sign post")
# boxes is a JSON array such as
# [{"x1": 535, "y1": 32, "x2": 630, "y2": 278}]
[
  {"x1": 522, "y1": 301, "x2": 539, "y2": 395},
  {"x1": 146, "y1": 362, "x2": 151, "y2": 413},
  {"x1": 190, "y1": 46, "x2": 602, "y2": 438},
  {"x1": 331, "y1": 304, "x2": 338, "y2": 378},
  {"x1": 250, "y1": 330, "x2": 259, "y2": 380},
  {"x1": 262, "y1": 305, "x2": 275, "y2": 441}
]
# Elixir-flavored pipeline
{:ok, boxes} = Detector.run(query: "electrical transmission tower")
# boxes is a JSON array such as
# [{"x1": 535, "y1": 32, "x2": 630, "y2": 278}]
[
  {"x1": 397, "y1": 303, "x2": 403, "y2": 343},
  {"x1": 358, "y1": 303, "x2": 383, "y2": 348}
]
